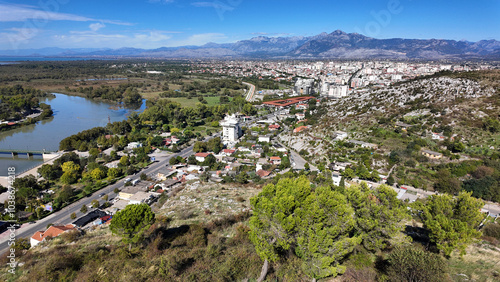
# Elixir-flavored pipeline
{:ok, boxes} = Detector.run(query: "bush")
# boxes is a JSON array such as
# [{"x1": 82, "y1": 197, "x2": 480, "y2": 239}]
[
  {"x1": 483, "y1": 223, "x2": 500, "y2": 240},
  {"x1": 386, "y1": 246, "x2": 448, "y2": 282}
]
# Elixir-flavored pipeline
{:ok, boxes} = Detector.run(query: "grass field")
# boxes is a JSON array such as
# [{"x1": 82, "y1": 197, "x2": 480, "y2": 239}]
[{"x1": 163, "y1": 97, "x2": 231, "y2": 107}]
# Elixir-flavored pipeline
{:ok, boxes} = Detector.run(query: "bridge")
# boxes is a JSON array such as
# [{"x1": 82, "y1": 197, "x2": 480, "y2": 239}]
[{"x1": 0, "y1": 149, "x2": 51, "y2": 159}]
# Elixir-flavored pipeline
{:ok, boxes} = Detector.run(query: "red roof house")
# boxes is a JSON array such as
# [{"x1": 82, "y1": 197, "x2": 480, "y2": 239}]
[{"x1": 30, "y1": 224, "x2": 76, "y2": 247}]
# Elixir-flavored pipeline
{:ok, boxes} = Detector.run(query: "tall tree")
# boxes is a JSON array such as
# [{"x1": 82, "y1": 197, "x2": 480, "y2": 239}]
[
  {"x1": 415, "y1": 191, "x2": 484, "y2": 256},
  {"x1": 295, "y1": 186, "x2": 361, "y2": 279},
  {"x1": 110, "y1": 203, "x2": 155, "y2": 251},
  {"x1": 346, "y1": 183, "x2": 409, "y2": 252}
]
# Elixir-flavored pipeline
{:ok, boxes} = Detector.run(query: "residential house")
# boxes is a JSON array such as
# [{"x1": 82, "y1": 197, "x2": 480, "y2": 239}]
[
  {"x1": 270, "y1": 156, "x2": 281, "y2": 165},
  {"x1": 431, "y1": 132, "x2": 446, "y2": 141},
  {"x1": 334, "y1": 131, "x2": 348, "y2": 140},
  {"x1": 295, "y1": 103, "x2": 309, "y2": 110},
  {"x1": 421, "y1": 149, "x2": 443, "y2": 159},
  {"x1": 128, "y1": 191, "x2": 151, "y2": 205},
  {"x1": 348, "y1": 140, "x2": 378, "y2": 150},
  {"x1": 195, "y1": 152, "x2": 210, "y2": 162},
  {"x1": 157, "y1": 168, "x2": 176, "y2": 181},
  {"x1": 268, "y1": 124, "x2": 280, "y2": 131},
  {"x1": 127, "y1": 142, "x2": 142, "y2": 150},
  {"x1": 295, "y1": 113, "x2": 306, "y2": 120},
  {"x1": 257, "y1": 169, "x2": 272, "y2": 178},
  {"x1": 258, "y1": 135, "x2": 271, "y2": 143},
  {"x1": 332, "y1": 172, "x2": 342, "y2": 186},
  {"x1": 30, "y1": 224, "x2": 76, "y2": 247},
  {"x1": 221, "y1": 149, "x2": 236, "y2": 156},
  {"x1": 293, "y1": 126, "x2": 308, "y2": 133}
]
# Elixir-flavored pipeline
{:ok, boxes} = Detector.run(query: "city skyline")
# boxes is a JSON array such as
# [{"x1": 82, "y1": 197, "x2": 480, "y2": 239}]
[{"x1": 0, "y1": 0, "x2": 499, "y2": 50}]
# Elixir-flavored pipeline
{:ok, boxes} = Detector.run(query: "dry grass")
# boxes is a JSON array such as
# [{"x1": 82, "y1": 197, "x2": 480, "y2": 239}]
[
  {"x1": 160, "y1": 182, "x2": 261, "y2": 227},
  {"x1": 448, "y1": 241, "x2": 500, "y2": 281}
]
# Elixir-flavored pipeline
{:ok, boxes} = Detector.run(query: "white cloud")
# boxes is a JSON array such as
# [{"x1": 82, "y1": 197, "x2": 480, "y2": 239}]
[
  {"x1": 51, "y1": 30, "x2": 175, "y2": 49},
  {"x1": 89, "y1": 23, "x2": 105, "y2": 32},
  {"x1": 192, "y1": 2, "x2": 234, "y2": 11},
  {"x1": 0, "y1": 27, "x2": 40, "y2": 49},
  {"x1": 0, "y1": 3, "x2": 131, "y2": 25}
]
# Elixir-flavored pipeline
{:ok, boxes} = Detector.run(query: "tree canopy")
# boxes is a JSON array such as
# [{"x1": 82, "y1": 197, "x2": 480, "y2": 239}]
[
  {"x1": 110, "y1": 203, "x2": 155, "y2": 249},
  {"x1": 249, "y1": 177, "x2": 408, "y2": 279},
  {"x1": 414, "y1": 191, "x2": 484, "y2": 256}
]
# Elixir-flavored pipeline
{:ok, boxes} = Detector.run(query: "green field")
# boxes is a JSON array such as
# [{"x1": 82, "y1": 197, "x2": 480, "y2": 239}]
[{"x1": 165, "y1": 96, "x2": 231, "y2": 107}]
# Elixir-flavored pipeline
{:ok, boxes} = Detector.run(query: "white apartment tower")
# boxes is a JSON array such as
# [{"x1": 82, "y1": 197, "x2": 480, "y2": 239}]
[{"x1": 221, "y1": 114, "x2": 242, "y2": 144}]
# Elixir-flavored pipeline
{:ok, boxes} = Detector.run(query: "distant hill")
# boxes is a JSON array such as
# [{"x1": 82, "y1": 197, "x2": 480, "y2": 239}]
[{"x1": 1, "y1": 30, "x2": 499, "y2": 60}]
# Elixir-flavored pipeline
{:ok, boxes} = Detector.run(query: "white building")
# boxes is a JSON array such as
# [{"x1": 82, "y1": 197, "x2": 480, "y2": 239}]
[
  {"x1": 221, "y1": 114, "x2": 242, "y2": 145},
  {"x1": 294, "y1": 78, "x2": 315, "y2": 95},
  {"x1": 327, "y1": 85, "x2": 348, "y2": 98},
  {"x1": 127, "y1": 142, "x2": 142, "y2": 150},
  {"x1": 259, "y1": 135, "x2": 271, "y2": 143}
]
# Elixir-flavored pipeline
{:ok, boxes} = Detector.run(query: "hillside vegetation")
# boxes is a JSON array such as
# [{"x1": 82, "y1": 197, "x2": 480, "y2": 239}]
[{"x1": 295, "y1": 70, "x2": 500, "y2": 202}]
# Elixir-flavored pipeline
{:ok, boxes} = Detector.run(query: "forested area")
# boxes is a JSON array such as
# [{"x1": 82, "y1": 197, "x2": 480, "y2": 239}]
[
  {"x1": 248, "y1": 176, "x2": 485, "y2": 280},
  {"x1": 0, "y1": 85, "x2": 52, "y2": 121},
  {"x1": 71, "y1": 83, "x2": 143, "y2": 104}
]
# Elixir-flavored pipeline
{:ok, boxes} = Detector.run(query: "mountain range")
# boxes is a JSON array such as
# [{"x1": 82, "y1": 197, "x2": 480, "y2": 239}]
[{"x1": 1, "y1": 30, "x2": 499, "y2": 60}]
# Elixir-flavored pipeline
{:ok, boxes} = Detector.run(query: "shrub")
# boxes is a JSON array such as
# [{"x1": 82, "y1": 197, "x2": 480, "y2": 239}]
[
  {"x1": 386, "y1": 246, "x2": 448, "y2": 282},
  {"x1": 483, "y1": 223, "x2": 500, "y2": 240}
]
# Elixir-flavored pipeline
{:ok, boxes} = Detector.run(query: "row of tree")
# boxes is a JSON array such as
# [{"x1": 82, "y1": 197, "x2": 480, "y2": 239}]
[{"x1": 249, "y1": 176, "x2": 484, "y2": 280}]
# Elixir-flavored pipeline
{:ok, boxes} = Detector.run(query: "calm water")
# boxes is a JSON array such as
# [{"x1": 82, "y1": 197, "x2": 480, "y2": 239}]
[{"x1": 0, "y1": 93, "x2": 145, "y2": 176}]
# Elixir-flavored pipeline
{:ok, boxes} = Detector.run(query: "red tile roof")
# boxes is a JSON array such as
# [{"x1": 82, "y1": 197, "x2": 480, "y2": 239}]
[
  {"x1": 31, "y1": 224, "x2": 75, "y2": 242},
  {"x1": 263, "y1": 96, "x2": 315, "y2": 107},
  {"x1": 293, "y1": 126, "x2": 308, "y2": 133},
  {"x1": 195, "y1": 152, "x2": 210, "y2": 157},
  {"x1": 257, "y1": 170, "x2": 271, "y2": 177}
]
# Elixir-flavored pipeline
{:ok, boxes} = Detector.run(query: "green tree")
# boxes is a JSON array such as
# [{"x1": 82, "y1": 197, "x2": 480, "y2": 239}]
[
  {"x1": 119, "y1": 155, "x2": 130, "y2": 167},
  {"x1": 59, "y1": 185, "x2": 74, "y2": 203},
  {"x1": 70, "y1": 212, "x2": 77, "y2": 220},
  {"x1": 107, "y1": 167, "x2": 121, "y2": 179},
  {"x1": 37, "y1": 164, "x2": 61, "y2": 181},
  {"x1": 415, "y1": 191, "x2": 484, "y2": 256},
  {"x1": 110, "y1": 203, "x2": 155, "y2": 251},
  {"x1": 346, "y1": 184, "x2": 409, "y2": 251},
  {"x1": 295, "y1": 186, "x2": 361, "y2": 279},
  {"x1": 90, "y1": 168, "x2": 106, "y2": 180},
  {"x1": 91, "y1": 199, "x2": 100, "y2": 208},
  {"x1": 250, "y1": 177, "x2": 362, "y2": 280},
  {"x1": 387, "y1": 246, "x2": 448, "y2": 282},
  {"x1": 80, "y1": 205, "x2": 88, "y2": 214},
  {"x1": 89, "y1": 148, "x2": 100, "y2": 158},
  {"x1": 342, "y1": 167, "x2": 355, "y2": 180}
]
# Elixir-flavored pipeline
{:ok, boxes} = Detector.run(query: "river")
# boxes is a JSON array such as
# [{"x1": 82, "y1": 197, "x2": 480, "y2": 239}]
[{"x1": 0, "y1": 93, "x2": 145, "y2": 176}]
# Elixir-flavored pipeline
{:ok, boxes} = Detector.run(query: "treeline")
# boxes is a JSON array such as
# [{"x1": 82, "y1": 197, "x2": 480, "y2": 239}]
[
  {"x1": 243, "y1": 77, "x2": 287, "y2": 90},
  {"x1": 71, "y1": 83, "x2": 142, "y2": 104},
  {"x1": 249, "y1": 176, "x2": 484, "y2": 280},
  {"x1": 0, "y1": 85, "x2": 52, "y2": 120},
  {"x1": 0, "y1": 61, "x2": 124, "y2": 82},
  {"x1": 59, "y1": 127, "x2": 108, "y2": 151}
]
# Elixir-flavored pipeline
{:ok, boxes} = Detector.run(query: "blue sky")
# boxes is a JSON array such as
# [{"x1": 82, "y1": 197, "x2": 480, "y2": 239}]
[{"x1": 0, "y1": 0, "x2": 498, "y2": 50}]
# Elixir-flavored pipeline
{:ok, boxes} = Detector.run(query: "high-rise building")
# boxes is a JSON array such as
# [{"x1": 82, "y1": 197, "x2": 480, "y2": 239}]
[{"x1": 221, "y1": 114, "x2": 242, "y2": 145}]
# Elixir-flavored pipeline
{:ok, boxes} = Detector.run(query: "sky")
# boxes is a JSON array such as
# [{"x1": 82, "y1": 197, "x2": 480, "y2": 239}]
[{"x1": 0, "y1": 0, "x2": 499, "y2": 50}]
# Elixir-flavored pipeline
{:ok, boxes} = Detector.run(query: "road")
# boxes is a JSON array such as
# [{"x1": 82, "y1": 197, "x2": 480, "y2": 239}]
[
  {"x1": 0, "y1": 137, "x2": 212, "y2": 255},
  {"x1": 242, "y1": 82, "x2": 256, "y2": 102}
]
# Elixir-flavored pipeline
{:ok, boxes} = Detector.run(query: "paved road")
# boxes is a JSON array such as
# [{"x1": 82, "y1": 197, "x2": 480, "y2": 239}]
[
  {"x1": 242, "y1": 82, "x2": 256, "y2": 102},
  {"x1": 0, "y1": 138, "x2": 210, "y2": 255}
]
